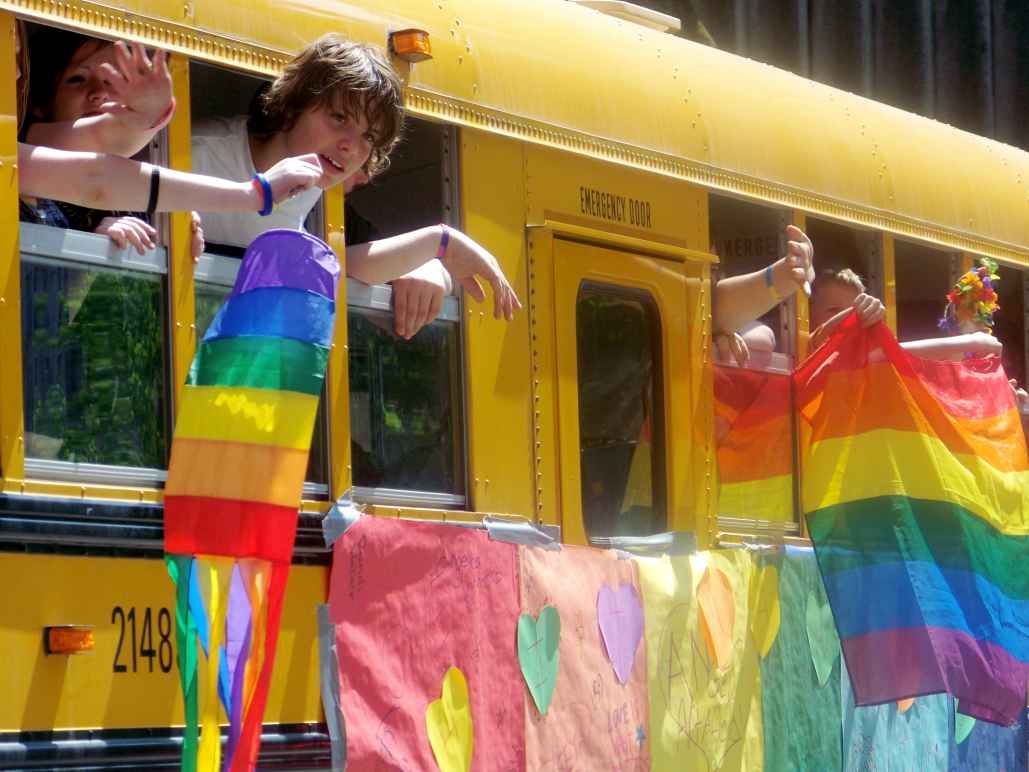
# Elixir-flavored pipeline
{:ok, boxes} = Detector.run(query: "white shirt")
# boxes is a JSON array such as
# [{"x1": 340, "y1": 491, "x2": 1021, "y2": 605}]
[{"x1": 191, "y1": 117, "x2": 323, "y2": 249}]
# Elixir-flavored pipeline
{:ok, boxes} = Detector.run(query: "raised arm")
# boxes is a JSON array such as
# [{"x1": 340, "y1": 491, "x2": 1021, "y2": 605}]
[
  {"x1": 713, "y1": 225, "x2": 814, "y2": 335},
  {"x1": 346, "y1": 225, "x2": 521, "y2": 321},
  {"x1": 18, "y1": 144, "x2": 326, "y2": 214},
  {"x1": 24, "y1": 44, "x2": 174, "y2": 157}
]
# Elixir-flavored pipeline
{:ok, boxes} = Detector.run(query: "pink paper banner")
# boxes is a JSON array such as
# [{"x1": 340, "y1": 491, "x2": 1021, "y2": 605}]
[
  {"x1": 520, "y1": 545, "x2": 651, "y2": 770},
  {"x1": 328, "y1": 517, "x2": 524, "y2": 770}
]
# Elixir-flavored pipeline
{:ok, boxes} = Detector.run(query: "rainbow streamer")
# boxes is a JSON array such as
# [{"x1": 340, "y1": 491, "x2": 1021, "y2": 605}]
[
  {"x1": 797, "y1": 314, "x2": 1029, "y2": 725},
  {"x1": 164, "y1": 229, "x2": 338, "y2": 770}
]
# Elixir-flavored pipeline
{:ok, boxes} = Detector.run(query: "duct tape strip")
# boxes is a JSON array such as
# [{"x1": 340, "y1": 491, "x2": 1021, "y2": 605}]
[
  {"x1": 597, "y1": 531, "x2": 697, "y2": 559},
  {"x1": 317, "y1": 604, "x2": 346, "y2": 770},
  {"x1": 483, "y1": 515, "x2": 561, "y2": 550},
  {"x1": 322, "y1": 490, "x2": 362, "y2": 549}
]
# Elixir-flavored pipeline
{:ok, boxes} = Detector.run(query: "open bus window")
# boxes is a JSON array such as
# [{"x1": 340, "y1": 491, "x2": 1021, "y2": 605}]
[
  {"x1": 20, "y1": 224, "x2": 168, "y2": 483},
  {"x1": 806, "y1": 219, "x2": 880, "y2": 337},
  {"x1": 709, "y1": 195, "x2": 789, "y2": 356},
  {"x1": 346, "y1": 118, "x2": 467, "y2": 508},
  {"x1": 194, "y1": 253, "x2": 330, "y2": 496},
  {"x1": 576, "y1": 283, "x2": 666, "y2": 540},
  {"x1": 894, "y1": 240, "x2": 953, "y2": 342}
]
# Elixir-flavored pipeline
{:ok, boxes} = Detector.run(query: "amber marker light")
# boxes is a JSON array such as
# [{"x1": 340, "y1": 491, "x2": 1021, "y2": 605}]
[
  {"x1": 390, "y1": 29, "x2": 432, "y2": 62},
  {"x1": 44, "y1": 625, "x2": 95, "y2": 655}
]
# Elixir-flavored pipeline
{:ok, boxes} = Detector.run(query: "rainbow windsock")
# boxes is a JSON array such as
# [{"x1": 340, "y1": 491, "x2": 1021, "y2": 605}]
[
  {"x1": 164, "y1": 229, "x2": 338, "y2": 770},
  {"x1": 714, "y1": 364, "x2": 794, "y2": 522},
  {"x1": 797, "y1": 314, "x2": 1029, "y2": 725}
]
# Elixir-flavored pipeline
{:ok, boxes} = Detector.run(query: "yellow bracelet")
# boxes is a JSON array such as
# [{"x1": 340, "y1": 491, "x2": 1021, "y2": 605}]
[{"x1": 765, "y1": 264, "x2": 784, "y2": 301}]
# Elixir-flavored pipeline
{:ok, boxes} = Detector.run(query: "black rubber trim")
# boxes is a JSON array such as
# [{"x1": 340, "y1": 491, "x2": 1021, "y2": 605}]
[
  {"x1": 0, "y1": 723, "x2": 331, "y2": 770},
  {"x1": 0, "y1": 495, "x2": 330, "y2": 565}
]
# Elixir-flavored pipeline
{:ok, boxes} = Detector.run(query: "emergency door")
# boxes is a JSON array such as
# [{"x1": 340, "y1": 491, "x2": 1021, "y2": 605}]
[{"x1": 552, "y1": 238, "x2": 692, "y2": 547}]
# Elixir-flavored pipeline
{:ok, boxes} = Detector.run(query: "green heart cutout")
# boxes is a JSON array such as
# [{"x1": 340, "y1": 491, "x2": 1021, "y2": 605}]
[
  {"x1": 805, "y1": 589, "x2": 840, "y2": 687},
  {"x1": 517, "y1": 606, "x2": 561, "y2": 715},
  {"x1": 954, "y1": 699, "x2": 976, "y2": 745}
]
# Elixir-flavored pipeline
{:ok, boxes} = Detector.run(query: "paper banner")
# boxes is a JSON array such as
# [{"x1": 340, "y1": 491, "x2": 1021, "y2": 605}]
[
  {"x1": 841, "y1": 658, "x2": 952, "y2": 772},
  {"x1": 426, "y1": 667, "x2": 474, "y2": 772},
  {"x1": 747, "y1": 563, "x2": 781, "y2": 659},
  {"x1": 951, "y1": 704, "x2": 1027, "y2": 770},
  {"x1": 805, "y1": 589, "x2": 839, "y2": 687},
  {"x1": 597, "y1": 582, "x2": 645, "y2": 684},
  {"x1": 698, "y1": 563, "x2": 737, "y2": 670},
  {"x1": 520, "y1": 545, "x2": 650, "y2": 770},
  {"x1": 758, "y1": 548, "x2": 841, "y2": 771},
  {"x1": 517, "y1": 607, "x2": 561, "y2": 716},
  {"x1": 638, "y1": 550, "x2": 762, "y2": 771},
  {"x1": 954, "y1": 709, "x2": 976, "y2": 745},
  {"x1": 328, "y1": 517, "x2": 523, "y2": 770}
]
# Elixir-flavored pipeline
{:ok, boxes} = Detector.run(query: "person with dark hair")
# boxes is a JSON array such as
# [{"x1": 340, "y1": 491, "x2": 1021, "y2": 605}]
[
  {"x1": 20, "y1": 28, "x2": 197, "y2": 254},
  {"x1": 192, "y1": 33, "x2": 520, "y2": 336}
]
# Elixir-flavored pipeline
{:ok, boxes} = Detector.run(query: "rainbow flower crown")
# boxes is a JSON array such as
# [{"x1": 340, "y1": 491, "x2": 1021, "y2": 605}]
[{"x1": 939, "y1": 257, "x2": 1000, "y2": 334}]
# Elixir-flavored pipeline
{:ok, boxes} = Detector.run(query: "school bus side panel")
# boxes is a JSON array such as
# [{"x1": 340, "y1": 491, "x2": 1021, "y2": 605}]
[
  {"x1": 460, "y1": 129, "x2": 535, "y2": 517},
  {"x1": 0, "y1": 553, "x2": 325, "y2": 731}
]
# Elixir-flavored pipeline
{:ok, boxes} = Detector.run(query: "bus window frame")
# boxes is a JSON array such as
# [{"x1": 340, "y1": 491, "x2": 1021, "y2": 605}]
[{"x1": 19, "y1": 222, "x2": 170, "y2": 488}]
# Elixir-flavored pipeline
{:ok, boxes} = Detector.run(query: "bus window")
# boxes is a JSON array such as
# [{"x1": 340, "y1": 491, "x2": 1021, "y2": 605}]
[
  {"x1": 576, "y1": 283, "x2": 665, "y2": 539},
  {"x1": 894, "y1": 240, "x2": 953, "y2": 342},
  {"x1": 347, "y1": 285, "x2": 464, "y2": 504},
  {"x1": 709, "y1": 195, "x2": 789, "y2": 354},
  {"x1": 20, "y1": 224, "x2": 167, "y2": 483},
  {"x1": 346, "y1": 119, "x2": 467, "y2": 508},
  {"x1": 714, "y1": 354, "x2": 797, "y2": 529},
  {"x1": 194, "y1": 253, "x2": 329, "y2": 497}
]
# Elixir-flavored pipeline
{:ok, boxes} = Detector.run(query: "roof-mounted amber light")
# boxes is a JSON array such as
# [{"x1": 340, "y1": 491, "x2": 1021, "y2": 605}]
[
  {"x1": 390, "y1": 29, "x2": 432, "y2": 63},
  {"x1": 44, "y1": 625, "x2": 95, "y2": 655}
]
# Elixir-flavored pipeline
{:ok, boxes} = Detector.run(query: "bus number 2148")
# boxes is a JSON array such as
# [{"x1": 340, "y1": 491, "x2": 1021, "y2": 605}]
[{"x1": 111, "y1": 606, "x2": 173, "y2": 674}]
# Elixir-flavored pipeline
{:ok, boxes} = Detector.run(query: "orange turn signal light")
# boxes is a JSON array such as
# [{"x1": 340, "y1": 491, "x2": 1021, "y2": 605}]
[
  {"x1": 44, "y1": 625, "x2": 95, "y2": 655},
  {"x1": 390, "y1": 29, "x2": 432, "y2": 63}
]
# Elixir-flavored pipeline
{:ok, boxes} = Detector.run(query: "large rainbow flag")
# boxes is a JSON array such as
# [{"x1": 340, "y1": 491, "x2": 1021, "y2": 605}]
[
  {"x1": 797, "y1": 314, "x2": 1029, "y2": 725},
  {"x1": 164, "y1": 229, "x2": 338, "y2": 770}
]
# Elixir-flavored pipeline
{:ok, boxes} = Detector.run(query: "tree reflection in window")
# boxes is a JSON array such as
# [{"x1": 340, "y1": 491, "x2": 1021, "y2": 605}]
[
  {"x1": 21, "y1": 260, "x2": 167, "y2": 467},
  {"x1": 348, "y1": 308, "x2": 465, "y2": 495},
  {"x1": 576, "y1": 282, "x2": 666, "y2": 538}
]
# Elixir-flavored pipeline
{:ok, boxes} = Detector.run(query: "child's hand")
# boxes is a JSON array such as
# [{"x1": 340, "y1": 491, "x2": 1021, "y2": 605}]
[
  {"x1": 263, "y1": 154, "x2": 327, "y2": 205},
  {"x1": 781, "y1": 224, "x2": 815, "y2": 296},
  {"x1": 440, "y1": 229, "x2": 522, "y2": 321},
  {"x1": 96, "y1": 215, "x2": 156, "y2": 255},
  {"x1": 391, "y1": 260, "x2": 451, "y2": 340},
  {"x1": 852, "y1": 293, "x2": 886, "y2": 327},
  {"x1": 190, "y1": 211, "x2": 204, "y2": 263},
  {"x1": 98, "y1": 42, "x2": 174, "y2": 129}
]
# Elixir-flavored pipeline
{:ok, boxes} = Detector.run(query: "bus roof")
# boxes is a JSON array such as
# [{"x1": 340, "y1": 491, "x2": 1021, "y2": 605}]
[{"x1": 19, "y1": 0, "x2": 1029, "y2": 263}]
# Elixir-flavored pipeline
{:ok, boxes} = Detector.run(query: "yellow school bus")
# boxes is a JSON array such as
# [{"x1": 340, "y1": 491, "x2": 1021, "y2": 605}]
[{"x1": 0, "y1": 0, "x2": 1027, "y2": 766}]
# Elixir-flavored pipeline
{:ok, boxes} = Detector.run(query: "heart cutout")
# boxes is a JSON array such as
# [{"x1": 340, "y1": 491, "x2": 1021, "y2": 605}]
[
  {"x1": 517, "y1": 606, "x2": 561, "y2": 715},
  {"x1": 805, "y1": 589, "x2": 840, "y2": 687},
  {"x1": 697, "y1": 565, "x2": 736, "y2": 670},
  {"x1": 597, "y1": 582, "x2": 645, "y2": 684},
  {"x1": 897, "y1": 698, "x2": 915, "y2": 714},
  {"x1": 955, "y1": 698, "x2": 976, "y2": 745},
  {"x1": 425, "y1": 666, "x2": 473, "y2": 772},
  {"x1": 748, "y1": 564, "x2": 781, "y2": 659}
]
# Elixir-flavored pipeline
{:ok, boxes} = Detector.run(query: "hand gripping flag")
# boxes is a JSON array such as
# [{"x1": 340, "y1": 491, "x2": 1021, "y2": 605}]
[
  {"x1": 797, "y1": 314, "x2": 1029, "y2": 725},
  {"x1": 164, "y1": 229, "x2": 338, "y2": 770}
]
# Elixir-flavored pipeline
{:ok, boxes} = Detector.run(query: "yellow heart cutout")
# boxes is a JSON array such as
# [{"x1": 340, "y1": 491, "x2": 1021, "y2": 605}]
[
  {"x1": 698, "y1": 564, "x2": 736, "y2": 670},
  {"x1": 748, "y1": 564, "x2": 781, "y2": 659},
  {"x1": 426, "y1": 666, "x2": 473, "y2": 772}
]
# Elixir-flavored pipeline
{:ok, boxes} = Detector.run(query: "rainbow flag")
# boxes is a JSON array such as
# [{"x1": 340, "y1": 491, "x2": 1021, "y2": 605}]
[
  {"x1": 164, "y1": 230, "x2": 338, "y2": 771},
  {"x1": 797, "y1": 315, "x2": 1029, "y2": 725},
  {"x1": 714, "y1": 364, "x2": 795, "y2": 522}
]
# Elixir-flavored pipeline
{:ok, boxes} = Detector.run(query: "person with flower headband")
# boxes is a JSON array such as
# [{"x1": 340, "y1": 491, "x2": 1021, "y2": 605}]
[{"x1": 939, "y1": 257, "x2": 1002, "y2": 336}]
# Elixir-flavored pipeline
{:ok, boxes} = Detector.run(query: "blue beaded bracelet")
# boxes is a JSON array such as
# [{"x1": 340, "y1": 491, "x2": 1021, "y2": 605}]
[{"x1": 253, "y1": 173, "x2": 273, "y2": 217}]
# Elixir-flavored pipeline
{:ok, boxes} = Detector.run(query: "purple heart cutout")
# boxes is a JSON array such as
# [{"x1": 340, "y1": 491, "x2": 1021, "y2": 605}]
[{"x1": 597, "y1": 582, "x2": 645, "y2": 684}]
